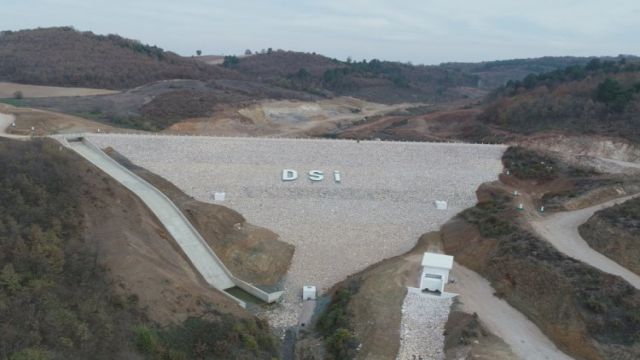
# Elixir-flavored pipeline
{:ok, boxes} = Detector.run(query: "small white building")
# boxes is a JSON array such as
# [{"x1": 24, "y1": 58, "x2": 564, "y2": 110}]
[
  {"x1": 420, "y1": 252, "x2": 454, "y2": 294},
  {"x1": 302, "y1": 285, "x2": 316, "y2": 300}
]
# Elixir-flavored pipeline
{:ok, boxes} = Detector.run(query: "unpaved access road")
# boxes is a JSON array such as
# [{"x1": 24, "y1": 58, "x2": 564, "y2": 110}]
[
  {"x1": 531, "y1": 195, "x2": 640, "y2": 289},
  {"x1": 450, "y1": 264, "x2": 574, "y2": 360}
]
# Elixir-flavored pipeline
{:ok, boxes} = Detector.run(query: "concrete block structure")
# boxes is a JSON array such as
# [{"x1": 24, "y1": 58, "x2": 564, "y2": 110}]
[
  {"x1": 420, "y1": 252, "x2": 454, "y2": 293},
  {"x1": 303, "y1": 285, "x2": 316, "y2": 300}
]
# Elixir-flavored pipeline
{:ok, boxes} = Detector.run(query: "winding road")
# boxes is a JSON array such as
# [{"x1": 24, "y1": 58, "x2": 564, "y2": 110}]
[
  {"x1": 452, "y1": 264, "x2": 574, "y2": 360},
  {"x1": 531, "y1": 194, "x2": 640, "y2": 289}
]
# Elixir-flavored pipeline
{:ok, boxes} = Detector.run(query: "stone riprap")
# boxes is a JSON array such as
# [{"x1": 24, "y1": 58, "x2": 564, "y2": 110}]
[
  {"x1": 87, "y1": 134, "x2": 505, "y2": 327},
  {"x1": 397, "y1": 288, "x2": 454, "y2": 360}
]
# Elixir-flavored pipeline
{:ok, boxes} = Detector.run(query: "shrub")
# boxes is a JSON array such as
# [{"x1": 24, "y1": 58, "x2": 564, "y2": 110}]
[
  {"x1": 133, "y1": 325, "x2": 160, "y2": 355},
  {"x1": 316, "y1": 282, "x2": 360, "y2": 360},
  {"x1": 9, "y1": 348, "x2": 51, "y2": 360},
  {"x1": 502, "y1": 146, "x2": 558, "y2": 181}
]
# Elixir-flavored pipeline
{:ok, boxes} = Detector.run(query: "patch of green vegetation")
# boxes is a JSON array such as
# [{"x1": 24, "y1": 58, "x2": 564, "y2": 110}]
[
  {"x1": 502, "y1": 146, "x2": 559, "y2": 181},
  {"x1": 223, "y1": 55, "x2": 240, "y2": 68},
  {"x1": 316, "y1": 281, "x2": 360, "y2": 360},
  {"x1": 75, "y1": 111, "x2": 160, "y2": 132},
  {"x1": 133, "y1": 316, "x2": 279, "y2": 360},
  {"x1": 596, "y1": 78, "x2": 639, "y2": 112},
  {"x1": 0, "y1": 98, "x2": 28, "y2": 107},
  {"x1": 503, "y1": 146, "x2": 597, "y2": 182},
  {"x1": 460, "y1": 195, "x2": 516, "y2": 238}
]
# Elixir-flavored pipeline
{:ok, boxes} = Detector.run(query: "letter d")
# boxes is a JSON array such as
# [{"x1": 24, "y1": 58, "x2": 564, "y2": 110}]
[{"x1": 282, "y1": 169, "x2": 298, "y2": 181}]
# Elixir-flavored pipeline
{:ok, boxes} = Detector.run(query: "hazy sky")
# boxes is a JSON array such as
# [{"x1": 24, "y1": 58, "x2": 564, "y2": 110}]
[{"x1": 3, "y1": 0, "x2": 639, "y2": 64}]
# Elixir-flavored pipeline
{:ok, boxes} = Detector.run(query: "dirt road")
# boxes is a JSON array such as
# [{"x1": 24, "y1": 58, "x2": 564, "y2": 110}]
[
  {"x1": 451, "y1": 264, "x2": 574, "y2": 360},
  {"x1": 530, "y1": 195, "x2": 640, "y2": 289},
  {"x1": 0, "y1": 82, "x2": 118, "y2": 98}
]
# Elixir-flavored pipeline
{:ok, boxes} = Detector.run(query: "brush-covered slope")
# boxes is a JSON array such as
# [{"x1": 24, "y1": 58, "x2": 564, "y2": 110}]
[
  {"x1": 480, "y1": 58, "x2": 640, "y2": 143},
  {"x1": 0, "y1": 27, "x2": 232, "y2": 89},
  {"x1": 225, "y1": 50, "x2": 480, "y2": 103}
]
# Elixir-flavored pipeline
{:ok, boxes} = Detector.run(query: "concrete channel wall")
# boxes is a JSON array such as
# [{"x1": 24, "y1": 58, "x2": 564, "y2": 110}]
[{"x1": 62, "y1": 136, "x2": 283, "y2": 307}]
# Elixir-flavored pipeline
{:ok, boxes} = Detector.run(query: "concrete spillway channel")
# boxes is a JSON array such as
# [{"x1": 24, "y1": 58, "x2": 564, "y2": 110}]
[{"x1": 62, "y1": 136, "x2": 283, "y2": 308}]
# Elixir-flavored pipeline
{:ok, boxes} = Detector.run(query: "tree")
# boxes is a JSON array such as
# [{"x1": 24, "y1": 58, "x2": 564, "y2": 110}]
[
  {"x1": 196, "y1": 50, "x2": 202, "y2": 56},
  {"x1": 13, "y1": 91, "x2": 23, "y2": 99},
  {"x1": 244, "y1": 49, "x2": 252, "y2": 55},
  {"x1": 0, "y1": 264, "x2": 21, "y2": 294},
  {"x1": 222, "y1": 55, "x2": 240, "y2": 68},
  {"x1": 596, "y1": 78, "x2": 632, "y2": 112},
  {"x1": 585, "y1": 58, "x2": 602, "y2": 71}
]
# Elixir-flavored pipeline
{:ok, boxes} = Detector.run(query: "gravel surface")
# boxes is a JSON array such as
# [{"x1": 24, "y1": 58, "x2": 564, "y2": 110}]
[
  {"x1": 87, "y1": 134, "x2": 505, "y2": 327},
  {"x1": 396, "y1": 288, "x2": 454, "y2": 360}
]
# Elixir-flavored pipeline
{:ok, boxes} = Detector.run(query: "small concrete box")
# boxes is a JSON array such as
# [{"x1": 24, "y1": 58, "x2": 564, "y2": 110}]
[
  {"x1": 434, "y1": 200, "x2": 448, "y2": 210},
  {"x1": 303, "y1": 285, "x2": 316, "y2": 300},
  {"x1": 420, "y1": 252, "x2": 454, "y2": 293}
]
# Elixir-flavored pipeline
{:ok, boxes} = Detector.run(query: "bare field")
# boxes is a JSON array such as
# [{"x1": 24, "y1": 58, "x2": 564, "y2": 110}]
[
  {"x1": 166, "y1": 97, "x2": 423, "y2": 137},
  {"x1": 87, "y1": 134, "x2": 505, "y2": 327},
  {"x1": 0, "y1": 104, "x2": 122, "y2": 135},
  {"x1": 0, "y1": 82, "x2": 118, "y2": 98}
]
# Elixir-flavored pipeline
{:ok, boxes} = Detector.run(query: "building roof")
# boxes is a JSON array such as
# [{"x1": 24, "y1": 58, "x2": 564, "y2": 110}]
[{"x1": 421, "y1": 252, "x2": 454, "y2": 269}]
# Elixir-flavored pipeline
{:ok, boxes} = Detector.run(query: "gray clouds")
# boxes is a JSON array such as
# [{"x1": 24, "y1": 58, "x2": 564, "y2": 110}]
[{"x1": 3, "y1": 0, "x2": 639, "y2": 64}]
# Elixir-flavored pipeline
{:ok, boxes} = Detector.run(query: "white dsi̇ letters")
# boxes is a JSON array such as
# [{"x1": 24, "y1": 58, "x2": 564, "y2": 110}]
[
  {"x1": 308, "y1": 170, "x2": 324, "y2": 181},
  {"x1": 281, "y1": 169, "x2": 341, "y2": 183}
]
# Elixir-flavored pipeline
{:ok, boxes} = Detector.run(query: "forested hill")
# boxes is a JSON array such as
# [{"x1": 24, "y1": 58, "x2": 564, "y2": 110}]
[
  {"x1": 0, "y1": 27, "x2": 233, "y2": 89},
  {"x1": 479, "y1": 58, "x2": 640, "y2": 142},
  {"x1": 441, "y1": 56, "x2": 610, "y2": 88},
  {"x1": 224, "y1": 50, "x2": 480, "y2": 103}
]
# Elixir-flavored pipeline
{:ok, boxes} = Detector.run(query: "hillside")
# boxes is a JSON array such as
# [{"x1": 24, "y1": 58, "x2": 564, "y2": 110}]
[
  {"x1": 579, "y1": 197, "x2": 640, "y2": 275},
  {"x1": 0, "y1": 138, "x2": 280, "y2": 359},
  {"x1": 0, "y1": 27, "x2": 232, "y2": 89},
  {"x1": 480, "y1": 58, "x2": 640, "y2": 143},
  {"x1": 441, "y1": 56, "x2": 632, "y2": 88},
  {"x1": 442, "y1": 148, "x2": 640, "y2": 360},
  {"x1": 225, "y1": 51, "x2": 481, "y2": 103}
]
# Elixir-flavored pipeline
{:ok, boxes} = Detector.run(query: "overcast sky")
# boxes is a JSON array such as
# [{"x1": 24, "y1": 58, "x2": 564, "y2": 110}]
[{"x1": 3, "y1": 0, "x2": 639, "y2": 64}]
